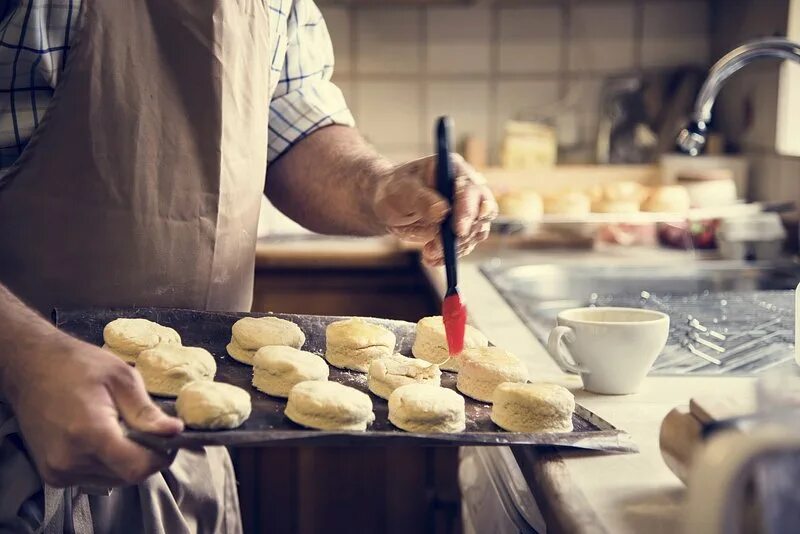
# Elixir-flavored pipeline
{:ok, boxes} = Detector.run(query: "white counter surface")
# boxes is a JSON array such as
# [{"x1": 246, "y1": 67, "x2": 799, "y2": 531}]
[{"x1": 423, "y1": 247, "x2": 757, "y2": 534}]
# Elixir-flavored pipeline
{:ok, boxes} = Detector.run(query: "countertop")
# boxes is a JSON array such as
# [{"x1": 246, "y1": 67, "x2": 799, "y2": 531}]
[
  {"x1": 422, "y1": 244, "x2": 756, "y2": 534},
  {"x1": 255, "y1": 235, "x2": 757, "y2": 533}
]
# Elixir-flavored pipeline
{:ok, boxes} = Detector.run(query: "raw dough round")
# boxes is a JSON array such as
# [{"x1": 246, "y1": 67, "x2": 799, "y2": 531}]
[
  {"x1": 227, "y1": 316, "x2": 305, "y2": 365},
  {"x1": 412, "y1": 316, "x2": 488, "y2": 372},
  {"x1": 103, "y1": 318, "x2": 181, "y2": 364},
  {"x1": 175, "y1": 381, "x2": 252, "y2": 430},
  {"x1": 285, "y1": 381, "x2": 375, "y2": 431},
  {"x1": 498, "y1": 190, "x2": 543, "y2": 221},
  {"x1": 388, "y1": 383, "x2": 466, "y2": 433},
  {"x1": 491, "y1": 382, "x2": 575, "y2": 433},
  {"x1": 456, "y1": 347, "x2": 529, "y2": 403},
  {"x1": 252, "y1": 346, "x2": 329, "y2": 397},
  {"x1": 367, "y1": 353, "x2": 441, "y2": 400},
  {"x1": 136, "y1": 345, "x2": 216, "y2": 397},
  {"x1": 325, "y1": 318, "x2": 396, "y2": 372}
]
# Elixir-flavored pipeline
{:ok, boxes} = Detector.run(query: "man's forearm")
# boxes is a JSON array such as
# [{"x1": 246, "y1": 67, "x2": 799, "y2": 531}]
[
  {"x1": 0, "y1": 284, "x2": 67, "y2": 403},
  {"x1": 266, "y1": 125, "x2": 394, "y2": 236}
]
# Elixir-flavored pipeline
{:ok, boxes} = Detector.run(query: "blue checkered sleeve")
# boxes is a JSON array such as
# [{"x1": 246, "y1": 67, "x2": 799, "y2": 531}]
[
  {"x1": 0, "y1": 0, "x2": 79, "y2": 174},
  {"x1": 267, "y1": 0, "x2": 354, "y2": 163},
  {"x1": 0, "y1": 0, "x2": 353, "y2": 175}
]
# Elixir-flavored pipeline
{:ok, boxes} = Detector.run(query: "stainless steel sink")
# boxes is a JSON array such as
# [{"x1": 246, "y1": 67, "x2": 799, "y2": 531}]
[{"x1": 481, "y1": 260, "x2": 799, "y2": 375}]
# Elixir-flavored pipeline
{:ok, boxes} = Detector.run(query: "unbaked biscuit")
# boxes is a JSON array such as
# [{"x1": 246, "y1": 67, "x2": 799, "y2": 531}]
[
  {"x1": 103, "y1": 318, "x2": 181, "y2": 364},
  {"x1": 252, "y1": 346, "x2": 329, "y2": 398},
  {"x1": 412, "y1": 316, "x2": 488, "y2": 372},
  {"x1": 176, "y1": 381, "x2": 252, "y2": 430},
  {"x1": 227, "y1": 316, "x2": 305, "y2": 365},
  {"x1": 367, "y1": 353, "x2": 441, "y2": 400},
  {"x1": 325, "y1": 318, "x2": 396, "y2": 373},
  {"x1": 456, "y1": 347, "x2": 529, "y2": 403},
  {"x1": 388, "y1": 383, "x2": 466, "y2": 433},
  {"x1": 136, "y1": 345, "x2": 216, "y2": 397},
  {"x1": 284, "y1": 381, "x2": 375, "y2": 431},
  {"x1": 491, "y1": 382, "x2": 574, "y2": 433}
]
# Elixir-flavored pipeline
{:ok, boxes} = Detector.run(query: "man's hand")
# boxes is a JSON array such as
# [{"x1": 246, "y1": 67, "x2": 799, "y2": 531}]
[
  {"x1": 4, "y1": 334, "x2": 183, "y2": 488},
  {"x1": 373, "y1": 154, "x2": 498, "y2": 266}
]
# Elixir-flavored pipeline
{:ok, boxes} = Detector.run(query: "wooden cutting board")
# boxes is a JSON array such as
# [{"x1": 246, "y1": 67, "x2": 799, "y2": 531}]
[{"x1": 660, "y1": 392, "x2": 756, "y2": 483}]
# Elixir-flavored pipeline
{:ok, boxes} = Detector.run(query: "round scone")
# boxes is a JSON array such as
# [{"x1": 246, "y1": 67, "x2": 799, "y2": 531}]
[
  {"x1": 103, "y1": 318, "x2": 181, "y2": 364},
  {"x1": 491, "y1": 382, "x2": 575, "y2": 433},
  {"x1": 136, "y1": 345, "x2": 216, "y2": 397},
  {"x1": 412, "y1": 316, "x2": 488, "y2": 372},
  {"x1": 388, "y1": 383, "x2": 466, "y2": 433},
  {"x1": 176, "y1": 381, "x2": 252, "y2": 430},
  {"x1": 367, "y1": 353, "x2": 441, "y2": 400},
  {"x1": 543, "y1": 191, "x2": 591, "y2": 216},
  {"x1": 252, "y1": 346, "x2": 329, "y2": 397},
  {"x1": 227, "y1": 316, "x2": 305, "y2": 365},
  {"x1": 641, "y1": 185, "x2": 691, "y2": 213},
  {"x1": 285, "y1": 381, "x2": 375, "y2": 431},
  {"x1": 325, "y1": 318, "x2": 396, "y2": 373},
  {"x1": 498, "y1": 190, "x2": 543, "y2": 221},
  {"x1": 456, "y1": 347, "x2": 529, "y2": 403}
]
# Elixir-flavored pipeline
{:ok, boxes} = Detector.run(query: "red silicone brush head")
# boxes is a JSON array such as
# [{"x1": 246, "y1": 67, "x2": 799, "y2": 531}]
[{"x1": 442, "y1": 292, "x2": 467, "y2": 356}]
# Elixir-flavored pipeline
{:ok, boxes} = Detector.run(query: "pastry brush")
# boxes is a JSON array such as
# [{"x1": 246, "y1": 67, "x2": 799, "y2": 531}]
[{"x1": 435, "y1": 116, "x2": 467, "y2": 356}]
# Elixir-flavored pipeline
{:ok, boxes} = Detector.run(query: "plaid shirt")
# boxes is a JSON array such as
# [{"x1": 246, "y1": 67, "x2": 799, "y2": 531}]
[{"x1": 0, "y1": 0, "x2": 353, "y2": 174}]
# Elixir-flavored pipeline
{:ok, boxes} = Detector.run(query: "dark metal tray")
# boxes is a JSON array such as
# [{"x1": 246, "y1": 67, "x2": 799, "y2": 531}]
[{"x1": 53, "y1": 307, "x2": 636, "y2": 452}]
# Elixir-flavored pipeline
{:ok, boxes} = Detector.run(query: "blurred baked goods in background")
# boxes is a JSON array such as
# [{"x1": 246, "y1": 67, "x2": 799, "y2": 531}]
[
  {"x1": 642, "y1": 185, "x2": 691, "y2": 213},
  {"x1": 497, "y1": 190, "x2": 543, "y2": 221},
  {"x1": 543, "y1": 190, "x2": 591, "y2": 216}
]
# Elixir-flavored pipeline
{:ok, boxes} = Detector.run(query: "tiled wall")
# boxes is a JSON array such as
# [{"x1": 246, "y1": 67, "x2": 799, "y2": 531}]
[{"x1": 320, "y1": 0, "x2": 712, "y2": 165}]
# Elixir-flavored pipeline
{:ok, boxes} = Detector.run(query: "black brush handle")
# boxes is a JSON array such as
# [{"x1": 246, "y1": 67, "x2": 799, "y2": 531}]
[{"x1": 435, "y1": 117, "x2": 457, "y2": 294}]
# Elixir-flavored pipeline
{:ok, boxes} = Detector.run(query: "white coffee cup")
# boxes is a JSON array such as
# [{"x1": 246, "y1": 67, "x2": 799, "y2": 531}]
[{"x1": 547, "y1": 307, "x2": 669, "y2": 395}]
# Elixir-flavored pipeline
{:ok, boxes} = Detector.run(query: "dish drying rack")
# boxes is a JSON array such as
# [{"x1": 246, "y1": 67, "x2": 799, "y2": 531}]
[{"x1": 591, "y1": 290, "x2": 795, "y2": 375}]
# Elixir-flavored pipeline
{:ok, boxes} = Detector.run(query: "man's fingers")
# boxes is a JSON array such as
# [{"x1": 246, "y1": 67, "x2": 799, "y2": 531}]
[
  {"x1": 422, "y1": 237, "x2": 479, "y2": 264},
  {"x1": 452, "y1": 177, "x2": 482, "y2": 238},
  {"x1": 390, "y1": 222, "x2": 440, "y2": 243},
  {"x1": 377, "y1": 182, "x2": 449, "y2": 228},
  {"x1": 108, "y1": 368, "x2": 183, "y2": 436},
  {"x1": 96, "y1": 427, "x2": 175, "y2": 485}
]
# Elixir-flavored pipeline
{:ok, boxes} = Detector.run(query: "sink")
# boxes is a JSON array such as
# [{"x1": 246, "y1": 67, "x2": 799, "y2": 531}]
[{"x1": 481, "y1": 260, "x2": 799, "y2": 375}]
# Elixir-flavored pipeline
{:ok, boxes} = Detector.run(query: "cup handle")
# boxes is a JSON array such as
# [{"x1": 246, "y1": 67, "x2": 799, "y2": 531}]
[{"x1": 547, "y1": 326, "x2": 588, "y2": 374}]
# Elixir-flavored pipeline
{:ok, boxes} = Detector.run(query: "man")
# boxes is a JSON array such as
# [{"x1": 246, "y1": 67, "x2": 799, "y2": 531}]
[{"x1": 0, "y1": 0, "x2": 496, "y2": 532}]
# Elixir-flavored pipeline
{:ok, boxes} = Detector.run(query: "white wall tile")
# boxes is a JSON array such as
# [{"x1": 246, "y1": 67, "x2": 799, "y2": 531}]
[
  {"x1": 355, "y1": 8, "x2": 421, "y2": 74},
  {"x1": 569, "y1": 4, "x2": 636, "y2": 73},
  {"x1": 427, "y1": 7, "x2": 491, "y2": 74},
  {"x1": 642, "y1": 1, "x2": 710, "y2": 68},
  {"x1": 320, "y1": 7, "x2": 352, "y2": 74},
  {"x1": 498, "y1": 6, "x2": 563, "y2": 74},
  {"x1": 425, "y1": 81, "x2": 490, "y2": 142},
  {"x1": 358, "y1": 81, "x2": 422, "y2": 147}
]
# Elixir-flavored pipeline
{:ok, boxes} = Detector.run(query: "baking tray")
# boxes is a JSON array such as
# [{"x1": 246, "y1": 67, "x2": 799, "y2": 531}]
[{"x1": 53, "y1": 307, "x2": 636, "y2": 452}]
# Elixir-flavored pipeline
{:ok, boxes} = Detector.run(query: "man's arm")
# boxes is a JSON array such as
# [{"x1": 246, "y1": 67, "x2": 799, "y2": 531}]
[
  {"x1": 266, "y1": 125, "x2": 391, "y2": 236},
  {"x1": 267, "y1": 125, "x2": 497, "y2": 265},
  {"x1": 0, "y1": 284, "x2": 182, "y2": 487}
]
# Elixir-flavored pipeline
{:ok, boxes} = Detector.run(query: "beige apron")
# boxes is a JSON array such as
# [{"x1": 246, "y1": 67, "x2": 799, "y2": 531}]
[{"x1": 0, "y1": 0, "x2": 271, "y2": 531}]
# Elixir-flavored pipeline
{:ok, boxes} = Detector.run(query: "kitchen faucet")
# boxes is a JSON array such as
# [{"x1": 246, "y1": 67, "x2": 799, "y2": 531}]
[{"x1": 677, "y1": 37, "x2": 800, "y2": 155}]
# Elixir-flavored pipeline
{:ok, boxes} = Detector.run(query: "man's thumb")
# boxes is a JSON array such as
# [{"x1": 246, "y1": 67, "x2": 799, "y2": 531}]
[{"x1": 110, "y1": 371, "x2": 183, "y2": 435}]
